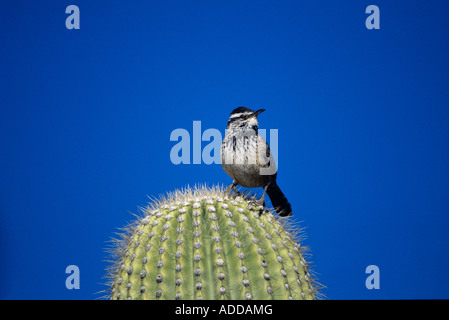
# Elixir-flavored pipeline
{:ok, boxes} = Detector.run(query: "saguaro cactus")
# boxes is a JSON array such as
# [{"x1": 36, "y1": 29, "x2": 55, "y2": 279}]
[{"x1": 106, "y1": 186, "x2": 318, "y2": 300}]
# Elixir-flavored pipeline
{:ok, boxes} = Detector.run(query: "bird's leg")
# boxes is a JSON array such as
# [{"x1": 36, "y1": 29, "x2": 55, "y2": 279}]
[
  {"x1": 252, "y1": 184, "x2": 268, "y2": 207},
  {"x1": 226, "y1": 180, "x2": 241, "y2": 196}
]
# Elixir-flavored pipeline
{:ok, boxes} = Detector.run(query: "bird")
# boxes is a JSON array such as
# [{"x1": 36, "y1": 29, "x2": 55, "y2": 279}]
[{"x1": 220, "y1": 106, "x2": 292, "y2": 217}]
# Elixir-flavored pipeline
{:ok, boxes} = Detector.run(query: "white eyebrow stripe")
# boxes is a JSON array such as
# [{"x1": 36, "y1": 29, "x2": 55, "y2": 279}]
[{"x1": 230, "y1": 112, "x2": 253, "y2": 119}]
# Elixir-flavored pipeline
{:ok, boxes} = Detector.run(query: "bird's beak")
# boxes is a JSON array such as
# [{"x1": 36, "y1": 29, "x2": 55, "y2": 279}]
[{"x1": 253, "y1": 109, "x2": 266, "y2": 117}]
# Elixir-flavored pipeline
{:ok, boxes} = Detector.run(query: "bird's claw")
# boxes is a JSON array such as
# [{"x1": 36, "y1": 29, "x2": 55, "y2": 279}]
[
  {"x1": 249, "y1": 194, "x2": 265, "y2": 207},
  {"x1": 226, "y1": 183, "x2": 242, "y2": 197}
]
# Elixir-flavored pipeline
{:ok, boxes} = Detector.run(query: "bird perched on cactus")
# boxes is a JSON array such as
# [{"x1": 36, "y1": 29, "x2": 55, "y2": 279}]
[
  {"x1": 105, "y1": 186, "x2": 318, "y2": 300},
  {"x1": 221, "y1": 107, "x2": 292, "y2": 217}
]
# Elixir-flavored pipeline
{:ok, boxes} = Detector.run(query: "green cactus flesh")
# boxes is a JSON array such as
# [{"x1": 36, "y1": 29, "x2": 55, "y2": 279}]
[{"x1": 107, "y1": 186, "x2": 317, "y2": 300}]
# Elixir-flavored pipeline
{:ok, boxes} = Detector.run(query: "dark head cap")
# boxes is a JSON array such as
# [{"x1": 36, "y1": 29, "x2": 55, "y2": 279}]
[
  {"x1": 228, "y1": 107, "x2": 266, "y2": 121},
  {"x1": 230, "y1": 106, "x2": 255, "y2": 116}
]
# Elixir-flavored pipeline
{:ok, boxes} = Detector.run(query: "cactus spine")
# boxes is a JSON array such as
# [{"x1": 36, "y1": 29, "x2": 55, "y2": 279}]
[{"x1": 107, "y1": 186, "x2": 317, "y2": 300}]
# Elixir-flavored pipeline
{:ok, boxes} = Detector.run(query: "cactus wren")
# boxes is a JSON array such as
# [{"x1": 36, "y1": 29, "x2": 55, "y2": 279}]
[{"x1": 221, "y1": 107, "x2": 292, "y2": 216}]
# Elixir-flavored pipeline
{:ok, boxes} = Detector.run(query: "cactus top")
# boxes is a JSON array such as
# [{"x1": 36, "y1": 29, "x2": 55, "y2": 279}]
[{"x1": 106, "y1": 185, "x2": 319, "y2": 300}]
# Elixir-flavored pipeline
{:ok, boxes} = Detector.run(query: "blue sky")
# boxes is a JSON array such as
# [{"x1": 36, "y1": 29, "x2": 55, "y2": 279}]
[{"x1": 1, "y1": 1, "x2": 449, "y2": 299}]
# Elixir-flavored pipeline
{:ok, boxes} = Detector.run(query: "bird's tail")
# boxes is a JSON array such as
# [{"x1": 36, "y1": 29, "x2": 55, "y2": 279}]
[{"x1": 267, "y1": 182, "x2": 292, "y2": 217}]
